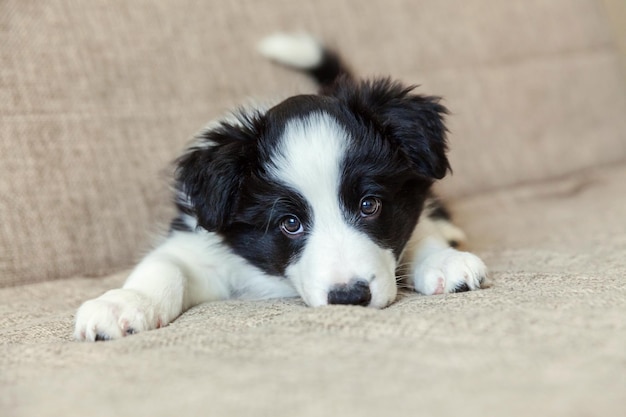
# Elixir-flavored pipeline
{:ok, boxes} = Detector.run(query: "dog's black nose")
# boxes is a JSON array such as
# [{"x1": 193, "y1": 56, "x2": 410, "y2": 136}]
[{"x1": 327, "y1": 280, "x2": 371, "y2": 306}]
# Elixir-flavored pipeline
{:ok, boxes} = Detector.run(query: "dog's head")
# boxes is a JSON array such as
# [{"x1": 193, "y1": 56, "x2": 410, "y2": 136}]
[{"x1": 176, "y1": 78, "x2": 449, "y2": 307}]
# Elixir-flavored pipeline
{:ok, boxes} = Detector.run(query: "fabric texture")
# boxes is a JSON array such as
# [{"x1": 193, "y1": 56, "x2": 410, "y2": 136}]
[
  {"x1": 2, "y1": 0, "x2": 626, "y2": 286},
  {"x1": 2, "y1": 165, "x2": 626, "y2": 417},
  {"x1": 2, "y1": 1, "x2": 626, "y2": 416}
]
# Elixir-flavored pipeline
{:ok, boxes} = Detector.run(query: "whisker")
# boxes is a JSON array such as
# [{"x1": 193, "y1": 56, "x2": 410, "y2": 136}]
[
  {"x1": 395, "y1": 261, "x2": 417, "y2": 270},
  {"x1": 264, "y1": 197, "x2": 288, "y2": 236}
]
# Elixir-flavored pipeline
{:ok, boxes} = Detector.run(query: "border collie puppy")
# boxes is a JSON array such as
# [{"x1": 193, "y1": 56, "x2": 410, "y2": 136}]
[{"x1": 75, "y1": 34, "x2": 487, "y2": 341}]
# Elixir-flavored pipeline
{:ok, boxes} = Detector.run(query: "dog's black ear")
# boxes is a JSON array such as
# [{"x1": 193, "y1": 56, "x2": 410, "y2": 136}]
[
  {"x1": 175, "y1": 116, "x2": 259, "y2": 232},
  {"x1": 332, "y1": 77, "x2": 450, "y2": 179}
]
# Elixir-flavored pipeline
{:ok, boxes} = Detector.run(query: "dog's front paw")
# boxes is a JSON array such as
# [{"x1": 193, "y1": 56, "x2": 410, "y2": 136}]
[
  {"x1": 74, "y1": 289, "x2": 160, "y2": 341},
  {"x1": 412, "y1": 248, "x2": 487, "y2": 295}
]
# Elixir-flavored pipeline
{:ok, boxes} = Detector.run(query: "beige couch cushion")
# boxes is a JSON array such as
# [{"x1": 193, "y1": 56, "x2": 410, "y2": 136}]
[
  {"x1": 2, "y1": 0, "x2": 626, "y2": 287},
  {"x1": 2, "y1": 164, "x2": 625, "y2": 417}
]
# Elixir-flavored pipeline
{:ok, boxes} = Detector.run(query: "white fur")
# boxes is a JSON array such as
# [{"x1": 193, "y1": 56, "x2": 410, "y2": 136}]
[
  {"x1": 75, "y1": 96, "x2": 487, "y2": 341},
  {"x1": 412, "y1": 246, "x2": 486, "y2": 294},
  {"x1": 402, "y1": 217, "x2": 487, "y2": 295},
  {"x1": 74, "y1": 111, "x2": 487, "y2": 340},
  {"x1": 74, "y1": 230, "x2": 297, "y2": 341},
  {"x1": 258, "y1": 33, "x2": 324, "y2": 69},
  {"x1": 266, "y1": 113, "x2": 398, "y2": 308},
  {"x1": 75, "y1": 121, "x2": 486, "y2": 341}
]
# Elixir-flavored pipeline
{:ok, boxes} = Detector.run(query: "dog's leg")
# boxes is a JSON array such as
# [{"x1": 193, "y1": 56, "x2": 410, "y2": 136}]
[
  {"x1": 74, "y1": 230, "x2": 236, "y2": 341},
  {"x1": 402, "y1": 200, "x2": 487, "y2": 295}
]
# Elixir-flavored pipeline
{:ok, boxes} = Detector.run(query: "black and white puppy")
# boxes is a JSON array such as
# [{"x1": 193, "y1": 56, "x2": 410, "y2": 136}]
[{"x1": 75, "y1": 34, "x2": 487, "y2": 341}]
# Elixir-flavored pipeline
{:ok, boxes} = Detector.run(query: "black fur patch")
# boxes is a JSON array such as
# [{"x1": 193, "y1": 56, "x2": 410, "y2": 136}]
[
  {"x1": 222, "y1": 180, "x2": 312, "y2": 277},
  {"x1": 327, "y1": 77, "x2": 450, "y2": 180},
  {"x1": 172, "y1": 77, "x2": 450, "y2": 278},
  {"x1": 309, "y1": 49, "x2": 350, "y2": 87},
  {"x1": 169, "y1": 216, "x2": 194, "y2": 233}
]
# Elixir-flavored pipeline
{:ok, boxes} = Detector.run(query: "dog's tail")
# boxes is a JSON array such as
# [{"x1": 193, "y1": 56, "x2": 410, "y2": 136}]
[{"x1": 258, "y1": 33, "x2": 352, "y2": 89}]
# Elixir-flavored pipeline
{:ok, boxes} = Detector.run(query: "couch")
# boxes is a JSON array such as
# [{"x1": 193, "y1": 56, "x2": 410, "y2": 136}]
[{"x1": 2, "y1": 1, "x2": 625, "y2": 416}]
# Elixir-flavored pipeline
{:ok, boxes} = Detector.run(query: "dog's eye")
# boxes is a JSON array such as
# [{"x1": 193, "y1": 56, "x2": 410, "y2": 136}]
[
  {"x1": 360, "y1": 196, "x2": 382, "y2": 218},
  {"x1": 280, "y1": 215, "x2": 304, "y2": 237}
]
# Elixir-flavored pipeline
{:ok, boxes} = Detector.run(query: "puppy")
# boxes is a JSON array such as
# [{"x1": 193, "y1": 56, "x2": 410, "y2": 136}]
[{"x1": 74, "y1": 34, "x2": 487, "y2": 341}]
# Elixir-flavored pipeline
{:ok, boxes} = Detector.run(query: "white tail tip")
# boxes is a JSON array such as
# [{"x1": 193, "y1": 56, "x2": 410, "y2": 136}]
[{"x1": 258, "y1": 33, "x2": 324, "y2": 69}]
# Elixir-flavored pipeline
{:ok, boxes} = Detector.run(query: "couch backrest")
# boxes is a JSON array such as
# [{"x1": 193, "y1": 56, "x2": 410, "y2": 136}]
[{"x1": 2, "y1": 0, "x2": 625, "y2": 287}]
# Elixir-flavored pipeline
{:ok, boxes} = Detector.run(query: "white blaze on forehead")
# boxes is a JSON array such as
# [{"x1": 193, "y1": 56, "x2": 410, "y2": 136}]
[
  {"x1": 268, "y1": 112, "x2": 348, "y2": 209},
  {"x1": 267, "y1": 112, "x2": 398, "y2": 308}
]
